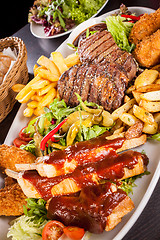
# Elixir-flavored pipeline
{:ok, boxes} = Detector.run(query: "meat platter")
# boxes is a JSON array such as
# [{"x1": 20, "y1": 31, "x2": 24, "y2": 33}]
[{"x1": 1, "y1": 6, "x2": 160, "y2": 240}]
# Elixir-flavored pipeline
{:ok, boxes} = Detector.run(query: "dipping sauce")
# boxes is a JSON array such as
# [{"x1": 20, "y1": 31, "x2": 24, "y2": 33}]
[{"x1": 73, "y1": 23, "x2": 107, "y2": 47}]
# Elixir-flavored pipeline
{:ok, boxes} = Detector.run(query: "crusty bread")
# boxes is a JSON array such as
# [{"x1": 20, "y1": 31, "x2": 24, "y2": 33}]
[{"x1": 0, "y1": 53, "x2": 14, "y2": 84}]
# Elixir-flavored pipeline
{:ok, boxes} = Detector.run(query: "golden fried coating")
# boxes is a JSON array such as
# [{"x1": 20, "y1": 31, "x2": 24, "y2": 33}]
[
  {"x1": 133, "y1": 29, "x2": 160, "y2": 68},
  {"x1": 0, "y1": 144, "x2": 36, "y2": 172},
  {"x1": 0, "y1": 177, "x2": 27, "y2": 216},
  {"x1": 129, "y1": 8, "x2": 160, "y2": 45}
]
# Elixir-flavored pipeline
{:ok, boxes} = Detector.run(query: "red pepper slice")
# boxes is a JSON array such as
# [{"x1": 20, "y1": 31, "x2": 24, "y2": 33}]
[
  {"x1": 40, "y1": 118, "x2": 67, "y2": 151},
  {"x1": 121, "y1": 14, "x2": 143, "y2": 21}
]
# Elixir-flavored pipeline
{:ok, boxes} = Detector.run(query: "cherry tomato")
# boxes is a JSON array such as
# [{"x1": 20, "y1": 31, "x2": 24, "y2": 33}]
[
  {"x1": 42, "y1": 220, "x2": 65, "y2": 240},
  {"x1": 13, "y1": 137, "x2": 28, "y2": 148},
  {"x1": 63, "y1": 226, "x2": 85, "y2": 240},
  {"x1": 19, "y1": 127, "x2": 32, "y2": 142}
]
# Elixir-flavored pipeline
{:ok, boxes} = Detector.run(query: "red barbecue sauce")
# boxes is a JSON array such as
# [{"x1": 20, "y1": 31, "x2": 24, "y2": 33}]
[
  {"x1": 38, "y1": 132, "x2": 125, "y2": 174},
  {"x1": 47, "y1": 182, "x2": 127, "y2": 233},
  {"x1": 23, "y1": 149, "x2": 148, "y2": 201}
]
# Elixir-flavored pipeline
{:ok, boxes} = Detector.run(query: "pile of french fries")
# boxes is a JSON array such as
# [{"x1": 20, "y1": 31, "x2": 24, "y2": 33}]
[
  {"x1": 110, "y1": 67, "x2": 160, "y2": 136},
  {"x1": 12, "y1": 52, "x2": 80, "y2": 117}
]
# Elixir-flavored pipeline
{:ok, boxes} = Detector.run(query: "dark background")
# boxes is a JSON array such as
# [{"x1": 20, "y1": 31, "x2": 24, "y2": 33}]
[
  {"x1": 1, "y1": 0, "x2": 159, "y2": 38},
  {"x1": 0, "y1": 1, "x2": 33, "y2": 38}
]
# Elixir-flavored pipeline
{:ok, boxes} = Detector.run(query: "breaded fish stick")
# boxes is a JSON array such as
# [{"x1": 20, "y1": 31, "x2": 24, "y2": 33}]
[
  {"x1": 133, "y1": 29, "x2": 160, "y2": 68},
  {"x1": 0, "y1": 177, "x2": 26, "y2": 216}
]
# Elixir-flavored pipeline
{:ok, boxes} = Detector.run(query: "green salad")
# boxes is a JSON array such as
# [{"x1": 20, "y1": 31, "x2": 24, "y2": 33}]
[{"x1": 28, "y1": 0, "x2": 106, "y2": 36}]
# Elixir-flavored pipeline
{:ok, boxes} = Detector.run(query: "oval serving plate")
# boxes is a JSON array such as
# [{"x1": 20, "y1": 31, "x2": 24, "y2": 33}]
[
  {"x1": 30, "y1": 0, "x2": 109, "y2": 39},
  {"x1": 1, "y1": 6, "x2": 160, "y2": 240}
]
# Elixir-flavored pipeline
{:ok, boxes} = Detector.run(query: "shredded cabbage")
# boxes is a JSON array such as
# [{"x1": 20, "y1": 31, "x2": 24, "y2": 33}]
[{"x1": 7, "y1": 215, "x2": 48, "y2": 240}]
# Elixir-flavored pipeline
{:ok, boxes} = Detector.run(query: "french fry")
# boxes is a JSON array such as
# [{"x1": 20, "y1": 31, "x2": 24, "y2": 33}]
[
  {"x1": 126, "y1": 85, "x2": 135, "y2": 94},
  {"x1": 64, "y1": 53, "x2": 80, "y2": 68},
  {"x1": 27, "y1": 100, "x2": 38, "y2": 109},
  {"x1": 111, "y1": 99, "x2": 136, "y2": 121},
  {"x1": 155, "y1": 79, "x2": 160, "y2": 84},
  {"x1": 132, "y1": 90, "x2": 141, "y2": 104},
  {"x1": 140, "y1": 100, "x2": 160, "y2": 112},
  {"x1": 18, "y1": 90, "x2": 36, "y2": 103},
  {"x1": 36, "y1": 68, "x2": 60, "y2": 82},
  {"x1": 34, "y1": 107, "x2": 45, "y2": 116},
  {"x1": 30, "y1": 80, "x2": 50, "y2": 90},
  {"x1": 135, "y1": 69, "x2": 159, "y2": 89},
  {"x1": 37, "y1": 55, "x2": 60, "y2": 76},
  {"x1": 34, "y1": 65, "x2": 46, "y2": 76},
  {"x1": 33, "y1": 64, "x2": 39, "y2": 76},
  {"x1": 140, "y1": 90, "x2": 160, "y2": 101},
  {"x1": 154, "y1": 112, "x2": 160, "y2": 123},
  {"x1": 51, "y1": 52, "x2": 68, "y2": 75},
  {"x1": 143, "y1": 122, "x2": 158, "y2": 134},
  {"x1": 124, "y1": 95, "x2": 130, "y2": 103},
  {"x1": 133, "y1": 104, "x2": 155, "y2": 124},
  {"x1": 12, "y1": 84, "x2": 25, "y2": 93},
  {"x1": 136, "y1": 84, "x2": 160, "y2": 92},
  {"x1": 37, "y1": 88, "x2": 57, "y2": 109},
  {"x1": 23, "y1": 107, "x2": 34, "y2": 117},
  {"x1": 119, "y1": 113, "x2": 138, "y2": 126},
  {"x1": 31, "y1": 94, "x2": 43, "y2": 102},
  {"x1": 37, "y1": 83, "x2": 57, "y2": 96},
  {"x1": 116, "y1": 134, "x2": 147, "y2": 153},
  {"x1": 152, "y1": 64, "x2": 160, "y2": 72},
  {"x1": 15, "y1": 75, "x2": 41, "y2": 101},
  {"x1": 56, "y1": 89, "x2": 60, "y2": 100},
  {"x1": 105, "y1": 132, "x2": 125, "y2": 140}
]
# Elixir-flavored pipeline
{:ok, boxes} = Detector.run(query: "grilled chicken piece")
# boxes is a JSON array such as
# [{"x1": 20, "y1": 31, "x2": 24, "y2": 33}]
[
  {"x1": 0, "y1": 177, "x2": 27, "y2": 216},
  {"x1": 47, "y1": 182, "x2": 134, "y2": 233},
  {"x1": 129, "y1": 8, "x2": 160, "y2": 45},
  {"x1": 6, "y1": 149, "x2": 148, "y2": 200},
  {"x1": 0, "y1": 144, "x2": 36, "y2": 172},
  {"x1": 15, "y1": 134, "x2": 147, "y2": 178},
  {"x1": 15, "y1": 133, "x2": 125, "y2": 178}
]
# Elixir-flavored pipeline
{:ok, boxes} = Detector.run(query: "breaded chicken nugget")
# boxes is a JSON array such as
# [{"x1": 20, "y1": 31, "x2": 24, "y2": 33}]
[
  {"x1": 133, "y1": 29, "x2": 160, "y2": 68},
  {"x1": 0, "y1": 177, "x2": 27, "y2": 216},
  {"x1": 129, "y1": 8, "x2": 160, "y2": 45},
  {"x1": 0, "y1": 144, "x2": 36, "y2": 172}
]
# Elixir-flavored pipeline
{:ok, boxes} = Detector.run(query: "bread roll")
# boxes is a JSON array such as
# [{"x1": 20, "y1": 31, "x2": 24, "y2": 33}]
[{"x1": 0, "y1": 53, "x2": 14, "y2": 84}]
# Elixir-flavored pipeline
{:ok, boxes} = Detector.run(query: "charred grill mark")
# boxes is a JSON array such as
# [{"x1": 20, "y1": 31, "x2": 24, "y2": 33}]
[
  {"x1": 70, "y1": 65, "x2": 89, "y2": 106},
  {"x1": 81, "y1": 31, "x2": 112, "y2": 62},
  {"x1": 80, "y1": 64, "x2": 97, "y2": 102},
  {"x1": 62, "y1": 65, "x2": 79, "y2": 105},
  {"x1": 58, "y1": 71, "x2": 69, "y2": 100},
  {"x1": 78, "y1": 30, "x2": 107, "y2": 55}
]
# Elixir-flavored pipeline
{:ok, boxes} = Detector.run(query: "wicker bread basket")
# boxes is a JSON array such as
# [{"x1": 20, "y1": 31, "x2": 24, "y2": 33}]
[{"x1": 0, "y1": 37, "x2": 28, "y2": 123}]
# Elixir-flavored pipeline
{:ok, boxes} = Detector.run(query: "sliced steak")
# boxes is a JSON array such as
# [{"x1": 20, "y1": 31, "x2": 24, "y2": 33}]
[
  {"x1": 78, "y1": 30, "x2": 137, "y2": 80},
  {"x1": 58, "y1": 62, "x2": 129, "y2": 112}
]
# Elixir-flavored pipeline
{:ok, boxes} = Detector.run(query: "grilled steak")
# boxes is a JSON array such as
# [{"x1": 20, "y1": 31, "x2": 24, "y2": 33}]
[
  {"x1": 78, "y1": 30, "x2": 137, "y2": 80},
  {"x1": 58, "y1": 61, "x2": 129, "y2": 111}
]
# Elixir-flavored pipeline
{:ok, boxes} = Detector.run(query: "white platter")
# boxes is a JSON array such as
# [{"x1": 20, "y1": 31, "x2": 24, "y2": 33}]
[
  {"x1": 1, "y1": 6, "x2": 160, "y2": 240},
  {"x1": 30, "y1": 0, "x2": 109, "y2": 39}
]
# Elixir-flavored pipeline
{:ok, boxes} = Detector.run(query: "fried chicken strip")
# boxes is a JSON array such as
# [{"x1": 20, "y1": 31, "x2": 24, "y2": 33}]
[
  {"x1": 0, "y1": 144, "x2": 36, "y2": 172},
  {"x1": 133, "y1": 29, "x2": 160, "y2": 68},
  {"x1": 129, "y1": 8, "x2": 160, "y2": 45},
  {"x1": 0, "y1": 177, "x2": 26, "y2": 216}
]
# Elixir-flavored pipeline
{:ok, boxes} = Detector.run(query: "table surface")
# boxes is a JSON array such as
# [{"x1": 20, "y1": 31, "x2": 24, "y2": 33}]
[{"x1": 1, "y1": 0, "x2": 160, "y2": 239}]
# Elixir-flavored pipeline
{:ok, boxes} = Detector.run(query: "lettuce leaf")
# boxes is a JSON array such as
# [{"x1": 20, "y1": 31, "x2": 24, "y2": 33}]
[{"x1": 106, "y1": 15, "x2": 135, "y2": 52}]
